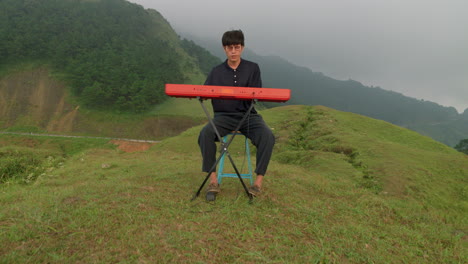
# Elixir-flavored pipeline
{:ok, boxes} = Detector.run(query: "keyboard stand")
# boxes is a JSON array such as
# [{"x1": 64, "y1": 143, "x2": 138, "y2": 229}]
[{"x1": 191, "y1": 97, "x2": 255, "y2": 202}]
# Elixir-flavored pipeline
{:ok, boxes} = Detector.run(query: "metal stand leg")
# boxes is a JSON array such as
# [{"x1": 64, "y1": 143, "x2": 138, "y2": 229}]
[{"x1": 191, "y1": 98, "x2": 256, "y2": 202}]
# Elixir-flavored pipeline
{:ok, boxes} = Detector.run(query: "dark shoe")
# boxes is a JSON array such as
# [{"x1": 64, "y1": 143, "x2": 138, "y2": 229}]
[
  {"x1": 248, "y1": 185, "x2": 261, "y2": 197},
  {"x1": 206, "y1": 183, "x2": 220, "y2": 201},
  {"x1": 206, "y1": 192, "x2": 216, "y2": 201}
]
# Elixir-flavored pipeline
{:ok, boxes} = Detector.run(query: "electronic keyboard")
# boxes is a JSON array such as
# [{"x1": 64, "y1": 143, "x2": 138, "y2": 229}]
[{"x1": 165, "y1": 84, "x2": 290, "y2": 102}]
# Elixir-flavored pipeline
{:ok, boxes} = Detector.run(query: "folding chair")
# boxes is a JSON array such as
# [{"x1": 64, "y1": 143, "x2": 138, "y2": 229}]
[{"x1": 217, "y1": 131, "x2": 253, "y2": 186}]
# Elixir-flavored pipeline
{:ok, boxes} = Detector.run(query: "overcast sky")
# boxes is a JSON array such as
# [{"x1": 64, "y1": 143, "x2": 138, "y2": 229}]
[{"x1": 129, "y1": 0, "x2": 468, "y2": 113}]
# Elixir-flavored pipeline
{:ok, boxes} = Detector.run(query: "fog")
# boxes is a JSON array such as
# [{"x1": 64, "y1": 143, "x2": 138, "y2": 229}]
[{"x1": 129, "y1": 0, "x2": 468, "y2": 113}]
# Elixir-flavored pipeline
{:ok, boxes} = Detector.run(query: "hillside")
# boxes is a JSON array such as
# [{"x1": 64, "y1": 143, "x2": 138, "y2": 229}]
[
  {"x1": 0, "y1": 0, "x2": 218, "y2": 112},
  {"x1": 1, "y1": 105, "x2": 466, "y2": 263},
  {"x1": 0, "y1": 0, "x2": 224, "y2": 138},
  {"x1": 0, "y1": 68, "x2": 204, "y2": 139},
  {"x1": 184, "y1": 34, "x2": 467, "y2": 147}
]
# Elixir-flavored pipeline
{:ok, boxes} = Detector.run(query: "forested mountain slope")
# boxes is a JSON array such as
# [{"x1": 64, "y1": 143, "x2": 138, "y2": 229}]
[{"x1": 0, "y1": 0, "x2": 218, "y2": 112}]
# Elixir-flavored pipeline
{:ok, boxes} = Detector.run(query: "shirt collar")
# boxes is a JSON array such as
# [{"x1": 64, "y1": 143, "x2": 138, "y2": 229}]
[{"x1": 223, "y1": 59, "x2": 243, "y2": 71}]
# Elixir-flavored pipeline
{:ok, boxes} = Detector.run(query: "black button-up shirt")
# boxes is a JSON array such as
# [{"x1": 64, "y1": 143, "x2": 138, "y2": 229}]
[{"x1": 204, "y1": 59, "x2": 262, "y2": 114}]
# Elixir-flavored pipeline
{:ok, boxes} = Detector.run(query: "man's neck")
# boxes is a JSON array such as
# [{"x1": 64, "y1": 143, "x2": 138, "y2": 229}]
[{"x1": 227, "y1": 58, "x2": 241, "y2": 70}]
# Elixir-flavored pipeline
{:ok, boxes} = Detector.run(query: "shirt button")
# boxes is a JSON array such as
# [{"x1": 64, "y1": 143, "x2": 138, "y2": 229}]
[{"x1": 234, "y1": 75, "x2": 237, "y2": 78}]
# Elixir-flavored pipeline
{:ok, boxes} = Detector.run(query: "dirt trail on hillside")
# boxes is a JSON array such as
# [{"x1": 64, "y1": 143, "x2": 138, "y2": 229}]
[{"x1": 47, "y1": 106, "x2": 79, "y2": 132}]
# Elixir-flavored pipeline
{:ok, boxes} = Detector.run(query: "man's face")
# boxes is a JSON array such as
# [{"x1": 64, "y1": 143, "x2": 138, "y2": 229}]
[{"x1": 224, "y1": 44, "x2": 244, "y2": 64}]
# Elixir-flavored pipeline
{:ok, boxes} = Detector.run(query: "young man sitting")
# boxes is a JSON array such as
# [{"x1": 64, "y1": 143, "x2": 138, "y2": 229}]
[{"x1": 198, "y1": 30, "x2": 275, "y2": 198}]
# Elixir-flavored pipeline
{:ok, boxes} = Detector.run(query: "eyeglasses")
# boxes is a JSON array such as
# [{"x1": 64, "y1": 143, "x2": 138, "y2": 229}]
[{"x1": 225, "y1": 45, "x2": 242, "y2": 51}]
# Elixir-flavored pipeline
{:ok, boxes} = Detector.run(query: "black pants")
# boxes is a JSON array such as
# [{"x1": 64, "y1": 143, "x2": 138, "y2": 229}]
[{"x1": 198, "y1": 113, "x2": 275, "y2": 176}]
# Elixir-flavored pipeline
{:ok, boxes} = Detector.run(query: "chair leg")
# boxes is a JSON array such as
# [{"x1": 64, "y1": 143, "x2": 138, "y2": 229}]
[
  {"x1": 245, "y1": 137, "x2": 253, "y2": 186},
  {"x1": 217, "y1": 147, "x2": 227, "y2": 185},
  {"x1": 218, "y1": 133, "x2": 254, "y2": 186}
]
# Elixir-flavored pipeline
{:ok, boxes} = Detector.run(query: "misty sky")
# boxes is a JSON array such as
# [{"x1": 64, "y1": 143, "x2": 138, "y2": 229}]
[{"x1": 129, "y1": 0, "x2": 468, "y2": 113}]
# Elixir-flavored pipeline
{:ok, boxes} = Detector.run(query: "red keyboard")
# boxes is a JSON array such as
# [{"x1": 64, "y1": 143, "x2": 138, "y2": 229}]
[{"x1": 165, "y1": 84, "x2": 290, "y2": 102}]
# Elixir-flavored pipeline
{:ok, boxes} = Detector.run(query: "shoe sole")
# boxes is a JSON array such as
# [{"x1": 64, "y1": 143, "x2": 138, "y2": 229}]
[
  {"x1": 248, "y1": 191, "x2": 259, "y2": 197},
  {"x1": 248, "y1": 187, "x2": 261, "y2": 197}
]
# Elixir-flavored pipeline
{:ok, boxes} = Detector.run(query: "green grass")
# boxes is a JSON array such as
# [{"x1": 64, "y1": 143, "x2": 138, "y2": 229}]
[
  {"x1": 0, "y1": 134, "x2": 114, "y2": 185},
  {"x1": 0, "y1": 105, "x2": 467, "y2": 263},
  {"x1": 3, "y1": 126, "x2": 46, "y2": 133}
]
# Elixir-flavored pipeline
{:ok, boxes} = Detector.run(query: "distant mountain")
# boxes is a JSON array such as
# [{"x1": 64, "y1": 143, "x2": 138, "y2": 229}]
[{"x1": 181, "y1": 33, "x2": 467, "y2": 147}]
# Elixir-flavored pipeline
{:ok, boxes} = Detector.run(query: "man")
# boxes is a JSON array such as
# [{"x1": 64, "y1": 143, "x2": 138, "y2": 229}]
[{"x1": 198, "y1": 30, "x2": 275, "y2": 198}]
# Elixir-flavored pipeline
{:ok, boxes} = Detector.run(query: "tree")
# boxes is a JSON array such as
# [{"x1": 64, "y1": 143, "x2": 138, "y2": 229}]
[{"x1": 454, "y1": 139, "x2": 468, "y2": 154}]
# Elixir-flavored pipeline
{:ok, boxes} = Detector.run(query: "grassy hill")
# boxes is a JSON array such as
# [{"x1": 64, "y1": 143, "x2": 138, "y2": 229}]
[{"x1": 1, "y1": 105, "x2": 466, "y2": 263}]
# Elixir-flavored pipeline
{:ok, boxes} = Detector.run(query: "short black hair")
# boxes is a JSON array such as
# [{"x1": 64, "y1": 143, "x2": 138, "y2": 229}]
[{"x1": 222, "y1": 30, "x2": 244, "y2": 46}]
